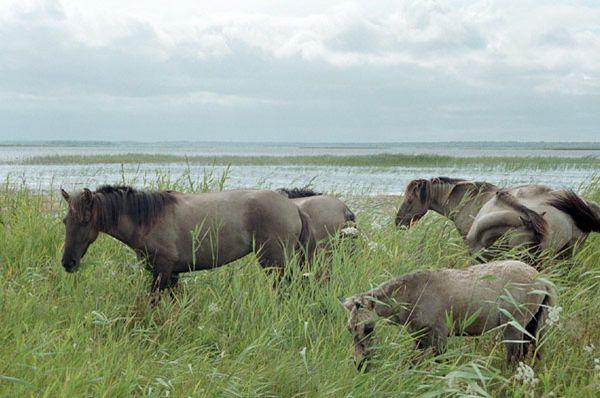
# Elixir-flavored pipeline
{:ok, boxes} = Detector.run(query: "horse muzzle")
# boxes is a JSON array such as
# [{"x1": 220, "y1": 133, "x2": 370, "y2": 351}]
[{"x1": 61, "y1": 257, "x2": 80, "y2": 273}]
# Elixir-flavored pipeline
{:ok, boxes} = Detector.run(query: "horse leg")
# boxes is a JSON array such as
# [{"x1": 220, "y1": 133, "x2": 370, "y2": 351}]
[
  {"x1": 166, "y1": 273, "x2": 180, "y2": 289},
  {"x1": 150, "y1": 261, "x2": 173, "y2": 306},
  {"x1": 256, "y1": 240, "x2": 289, "y2": 286},
  {"x1": 415, "y1": 324, "x2": 448, "y2": 356},
  {"x1": 503, "y1": 325, "x2": 526, "y2": 364}
]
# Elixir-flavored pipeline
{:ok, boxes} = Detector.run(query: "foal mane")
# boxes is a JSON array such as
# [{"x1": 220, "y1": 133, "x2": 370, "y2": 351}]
[
  {"x1": 546, "y1": 190, "x2": 600, "y2": 233},
  {"x1": 88, "y1": 185, "x2": 177, "y2": 230},
  {"x1": 276, "y1": 187, "x2": 322, "y2": 198},
  {"x1": 495, "y1": 190, "x2": 547, "y2": 245}
]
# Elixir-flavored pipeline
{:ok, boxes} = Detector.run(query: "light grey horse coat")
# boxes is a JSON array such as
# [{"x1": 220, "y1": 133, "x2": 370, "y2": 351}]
[
  {"x1": 342, "y1": 260, "x2": 556, "y2": 369},
  {"x1": 396, "y1": 177, "x2": 600, "y2": 258},
  {"x1": 276, "y1": 187, "x2": 356, "y2": 245}
]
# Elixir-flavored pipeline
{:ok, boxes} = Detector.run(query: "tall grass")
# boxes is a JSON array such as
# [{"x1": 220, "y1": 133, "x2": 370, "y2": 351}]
[
  {"x1": 1, "y1": 171, "x2": 599, "y2": 397},
  {"x1": 16, "y1": 153, "x2": 600, "y2": 171}
]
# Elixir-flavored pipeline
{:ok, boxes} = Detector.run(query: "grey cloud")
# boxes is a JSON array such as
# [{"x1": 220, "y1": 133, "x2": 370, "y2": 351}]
[{"x1": 0, "y1": 0, "x2": 598, "y2": 141}]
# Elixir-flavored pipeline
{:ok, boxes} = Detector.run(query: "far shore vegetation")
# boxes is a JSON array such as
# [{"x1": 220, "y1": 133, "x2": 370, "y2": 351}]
[{"x1": 14, "y1": 153, "x2": 600, "y2": 171}]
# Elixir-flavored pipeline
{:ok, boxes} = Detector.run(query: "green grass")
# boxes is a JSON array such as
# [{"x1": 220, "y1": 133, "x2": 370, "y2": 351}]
[
  {"x1": 1, "y1": 172, "x2": 600, "y2": 397},
  {"x1": 16, "y1": 153, "x2": 600, "y2": 171}
]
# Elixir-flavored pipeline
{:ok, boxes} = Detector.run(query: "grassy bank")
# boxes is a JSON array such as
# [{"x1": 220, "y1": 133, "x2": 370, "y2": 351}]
[
  {"x1": 1, "y1": 173, "x2": 599, "y2": 397},
  {"x1": 16, "y1": 153, "x2": 600, "y2": 171}
]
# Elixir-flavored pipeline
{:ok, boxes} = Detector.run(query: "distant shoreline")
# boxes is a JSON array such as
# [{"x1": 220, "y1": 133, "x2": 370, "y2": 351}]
[
  {"x1": 13, "y1": 152, "x2": 600, "y2": 171},
  {"x1": 1, "y1": 140, "x2": 600, "y2": 149}
]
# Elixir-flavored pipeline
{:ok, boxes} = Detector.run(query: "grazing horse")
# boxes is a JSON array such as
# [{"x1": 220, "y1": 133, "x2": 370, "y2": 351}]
[
  {"x1": 276, "y1": 187, "x2": 356, "y2": 245},
  {"x1": 395, "y1": 177, "x2": 600, "y2": 258},
  {"x1": 60, "y1": 186, "x2": 315, "y2": 300},
  {"x1": 341, "y1": 261, "x2": 556, "y2": 370}
]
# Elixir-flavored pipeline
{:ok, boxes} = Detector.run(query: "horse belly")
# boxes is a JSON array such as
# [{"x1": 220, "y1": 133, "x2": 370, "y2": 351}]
[{"x1": 172, "y1": 219, "x2": 254, "y2": 272}]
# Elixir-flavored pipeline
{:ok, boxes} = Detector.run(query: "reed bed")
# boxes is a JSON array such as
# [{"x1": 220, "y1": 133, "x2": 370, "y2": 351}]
[
  {"x1": 16, "y1": 153, "x2": 600, "y2": 172},
  {"x1": 1, "y1": 169, "x2": 599, "y2": 397}
]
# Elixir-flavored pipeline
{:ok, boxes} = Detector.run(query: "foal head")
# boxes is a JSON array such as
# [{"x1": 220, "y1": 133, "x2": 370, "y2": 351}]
[
  {"x1": 60, "y1": 188, "x2": 99, "y2": 272},
  {"x1": 341, "y1": 296, "x2": 377, "y2": 370},
  {"x1": 395, "y1": 179, "x2": 432, "y2": 228}
]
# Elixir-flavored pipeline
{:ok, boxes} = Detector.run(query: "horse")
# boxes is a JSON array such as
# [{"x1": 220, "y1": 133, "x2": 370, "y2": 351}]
[
  {"x1": 276, "y1": 187, "x2": 356, "y2": 245},
  {"x1": 395, "y1": 177, "x2": 600, "y2": 258},
  {"x1": 60, "y1": 186, "x2": 316, "y2": 301},
  {"x1": 341, "y1": 260, "x2": 556, "y2": 370}
]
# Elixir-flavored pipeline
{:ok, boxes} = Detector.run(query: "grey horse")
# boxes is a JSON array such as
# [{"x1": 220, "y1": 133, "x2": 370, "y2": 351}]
[
  {"x1": 276, "y1": 187, "x2": 356, "y2": 245},
  {"x1": 395, "y1": 177, "x2": 600, "y2": 258},
  {"x1": 341, "y1": 260, "x2": 556, "y2": 370},
  {"x1": 60, "y1": 186, "x2": 316, "y2": 302}
]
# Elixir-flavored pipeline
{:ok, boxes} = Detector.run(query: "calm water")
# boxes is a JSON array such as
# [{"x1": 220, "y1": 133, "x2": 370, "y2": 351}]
[
  {"x1": 0, "y1": 142, "x2": 598, "y2": 195},
  {"x1": 1, "y1": 141, "x2": 600, "y2": 161}
]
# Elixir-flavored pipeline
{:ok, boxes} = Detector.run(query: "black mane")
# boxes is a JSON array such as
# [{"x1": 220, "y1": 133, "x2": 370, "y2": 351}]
[
  {"x1": 432, "y1": 176, "x2": 467, "y2": 185},
  {"x1": 91, "y1": 185, "x2": 177, "y2": 229},
  {"x1": 276, "y1": 187, "x2": 322, "y2": 199},
  {"x1": 547, "y1": 190, "x2": 600, "y2": 233}
]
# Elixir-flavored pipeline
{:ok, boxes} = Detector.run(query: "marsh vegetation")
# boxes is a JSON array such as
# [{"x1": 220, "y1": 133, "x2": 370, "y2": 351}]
[{"x1": 1, "y1": 167, "x2": 599, "y2": 396}]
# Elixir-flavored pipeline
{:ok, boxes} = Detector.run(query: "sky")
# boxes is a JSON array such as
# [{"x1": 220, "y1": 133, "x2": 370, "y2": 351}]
[{"x1": 1, "y1": 0, "x2": 599, "y2": 142}]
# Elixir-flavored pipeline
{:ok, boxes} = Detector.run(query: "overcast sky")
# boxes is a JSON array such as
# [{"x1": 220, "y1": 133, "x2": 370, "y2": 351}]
[{"x1": 1, "y1": 0, "x2": 599, "y2": 142}]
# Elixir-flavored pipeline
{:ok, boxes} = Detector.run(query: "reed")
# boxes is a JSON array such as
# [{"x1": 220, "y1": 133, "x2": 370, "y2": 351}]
[{"x1": 0, "y1": 170, "x2": 599, "y2": 397}]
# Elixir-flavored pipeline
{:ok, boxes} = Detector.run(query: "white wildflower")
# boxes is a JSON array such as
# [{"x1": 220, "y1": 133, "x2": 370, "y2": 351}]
[
  {"x1": 299, "y1": 346, "x2": 308, "y2": 372},
  {"x1": 545, "y1": 306, "x2": 562, "y2": 327},
  {"x1": 594, "y1": 358, "x2": 600, "y2": 373},
  {"x1": 584, "y1": 344, "x2": 595, "y2": 353},
  {"x1": 371, "y1": 221, "x2": 382, "y2": 230},
  {"x1": 515, "y1": 362, "x2": 539, "y2": 386},
  {"x1": 341, "y1": 226, "x2": 359, "y2": 236},
  {"x1": 208, "y1": 302, "x2": 219, "y2": 314},
  {"x1": 367, "y1": 241, "x2": 379, "y2": 251}
]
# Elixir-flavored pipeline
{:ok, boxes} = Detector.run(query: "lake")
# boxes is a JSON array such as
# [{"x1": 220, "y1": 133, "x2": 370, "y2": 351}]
[{"x1": 1, "y1": 141, "x2": 598, "y2": 195}]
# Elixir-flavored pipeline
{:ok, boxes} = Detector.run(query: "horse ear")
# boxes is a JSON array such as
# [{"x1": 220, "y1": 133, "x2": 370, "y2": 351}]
[
  {"x1": 419, "y1": 180, "x2": 430, "y2": 202},
  {"x1": 82, "y1": 188, "x2": 93, "y2": 203},
  {"x1": 340, "y1": 297, "x2": 356, "y2": 312},
  {"x1": 60, "y1": 188, "x2": 70, "y2": 202}
]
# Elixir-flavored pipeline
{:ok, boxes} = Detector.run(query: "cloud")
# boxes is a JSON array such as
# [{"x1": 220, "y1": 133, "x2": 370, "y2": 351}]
[{"x1": 0, "y1": 0, "x2": 599, "y2": 141}]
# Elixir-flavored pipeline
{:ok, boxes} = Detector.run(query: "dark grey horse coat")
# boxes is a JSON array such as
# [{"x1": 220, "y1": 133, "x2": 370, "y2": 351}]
[{"x1": 61, "y1": 186, "x2": 315, "y2": 300}]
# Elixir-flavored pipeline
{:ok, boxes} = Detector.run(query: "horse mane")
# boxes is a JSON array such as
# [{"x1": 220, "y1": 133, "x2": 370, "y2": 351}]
[
  {"x1": 406, "y1": 177, "x2": 496, "y2": 204},
  {"x1": 89, "y1": 185, "x2": 177, "y2": 230},
  {"x1": 495, "y1": 190, "x2": 547, "y2": 246},
  {"x1": 431, "y1": 176, "x2": 467, "y2": 185},
  {"x1": 276, "y1": 187, "x2": 322, "y2": 199},
  {"x1": 546, "y1": 190, "x2": 600, "y2": 233}
]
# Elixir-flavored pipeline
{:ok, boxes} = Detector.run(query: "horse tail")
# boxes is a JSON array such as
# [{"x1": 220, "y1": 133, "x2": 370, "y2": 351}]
[
  {"x1": 344, "y1": 206, "x2": 356, "y2": 224},
  {"x1": 546, "y1": 190, "x2": 600, "y2": 233},
  {"x1": 496, "y1": 190, "x2": 548, "y2": 249},
  {"x1": 297, "y1": 208, "x2": 316, "y2": 263},
  {"x1": 525, "y1": 281, "x2": 557, "y2": 347},
  {"x1": 276, "y1": 187, "x2": 322, "y2": 199}
]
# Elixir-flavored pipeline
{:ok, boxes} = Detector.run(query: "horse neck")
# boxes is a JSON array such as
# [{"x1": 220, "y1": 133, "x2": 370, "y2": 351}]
[
  {"x1": 435, "y1": 182, "x2": 496, "y2": 237},
  {"x1": 427, "y1": 182, "x2": 457, "y2": 218},
  {"x1": 372, "y1": 280, "x2": 411, "y2": 321},
  {"x1": 97, "y1": 215, "x2": 140, "y2": 249}
]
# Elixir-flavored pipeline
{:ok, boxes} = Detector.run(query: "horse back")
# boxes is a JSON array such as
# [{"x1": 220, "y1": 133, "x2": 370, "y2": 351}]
[
  {"x1": 159, "y1": 190, "x2": 304, "y2": 270},
  {"x1": 405, "y1": 262, "x2": 542, "y2": 334},
  {"x1": 293, "y1": 195, "x2": 354, "y2": 241}
]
